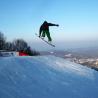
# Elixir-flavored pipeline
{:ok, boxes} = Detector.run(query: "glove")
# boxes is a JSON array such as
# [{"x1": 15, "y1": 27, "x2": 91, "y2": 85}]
[{"x1": 56, "y1": 24, "x2": 59, "y2": 27}]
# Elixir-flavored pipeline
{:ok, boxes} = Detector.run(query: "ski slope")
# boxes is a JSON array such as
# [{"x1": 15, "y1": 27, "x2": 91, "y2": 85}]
[{"x1": 0, "y1": 55, "x2": 98, "y2": 98}]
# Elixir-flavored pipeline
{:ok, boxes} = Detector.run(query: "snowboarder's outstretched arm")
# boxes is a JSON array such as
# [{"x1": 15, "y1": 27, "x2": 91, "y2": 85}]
[{"x1": 48, "y1": 23, "x2": 59, "y2": 27}]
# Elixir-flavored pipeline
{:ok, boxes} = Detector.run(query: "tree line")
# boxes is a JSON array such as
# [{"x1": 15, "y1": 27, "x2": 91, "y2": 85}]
[{"x1": 0, "y1": 32, "x2": 40, "y2": 56}]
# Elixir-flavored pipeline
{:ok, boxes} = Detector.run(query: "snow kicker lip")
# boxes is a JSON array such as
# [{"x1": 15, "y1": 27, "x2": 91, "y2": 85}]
[
  {"x1": 0, "y1": 55, "x2": 98, "y2": 98},
  {"x1": 33, "y1": 55, "x2": 95, "y2": 79}
]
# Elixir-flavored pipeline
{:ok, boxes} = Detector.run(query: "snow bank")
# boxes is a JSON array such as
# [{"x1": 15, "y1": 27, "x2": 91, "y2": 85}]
[
  {"x1": 0, "y1": 51, "x2": 18, "y2": 57},
  {"x1": 0, "y1": 55, "x2": 98, "y2": 98}
]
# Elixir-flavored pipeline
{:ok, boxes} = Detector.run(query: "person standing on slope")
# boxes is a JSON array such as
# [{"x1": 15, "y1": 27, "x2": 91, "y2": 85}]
[{"x1": 39, "y1": 21, "x2": 59, "y2": 42}]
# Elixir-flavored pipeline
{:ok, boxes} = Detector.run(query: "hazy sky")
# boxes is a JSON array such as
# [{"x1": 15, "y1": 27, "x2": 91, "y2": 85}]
[{"x1": 0, "y1": 0, "x2": 98, "y2": 49}]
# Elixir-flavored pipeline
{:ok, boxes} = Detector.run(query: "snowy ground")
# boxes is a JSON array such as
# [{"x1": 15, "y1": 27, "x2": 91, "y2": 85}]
[{"x1": 0, "y1": 55, "x2": 98, "y2": 98}]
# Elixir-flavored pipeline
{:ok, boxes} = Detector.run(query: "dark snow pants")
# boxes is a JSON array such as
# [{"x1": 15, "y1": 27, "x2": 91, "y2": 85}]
[{"x1": 42, "y1": 30, "x2": 52, "y2": 41}]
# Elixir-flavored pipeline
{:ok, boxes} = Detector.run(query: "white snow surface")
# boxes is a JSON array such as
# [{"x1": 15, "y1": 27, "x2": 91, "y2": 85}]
[{"x1": 0, "y1": 55, "x2": 98, "y2": 98}]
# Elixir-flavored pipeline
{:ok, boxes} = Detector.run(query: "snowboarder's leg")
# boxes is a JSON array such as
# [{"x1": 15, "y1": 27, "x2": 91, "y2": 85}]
[
  {"x1": 42, "y1": 31, "x2": 45, "y2": 38},
  {"x1": 46, "y1": 30, "x2": 52, "y2": 42}
]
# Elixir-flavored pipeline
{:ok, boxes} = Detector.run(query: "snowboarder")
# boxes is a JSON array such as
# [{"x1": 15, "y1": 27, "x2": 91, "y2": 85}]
[{"x1": 39, "y1": 21, "x2": 59, "y2": 42}]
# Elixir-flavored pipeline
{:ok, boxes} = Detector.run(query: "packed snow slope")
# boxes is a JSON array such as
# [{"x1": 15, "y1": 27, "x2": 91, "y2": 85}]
[{"x1": 0, "y1": 55, "x2": 98, "y2": 98}]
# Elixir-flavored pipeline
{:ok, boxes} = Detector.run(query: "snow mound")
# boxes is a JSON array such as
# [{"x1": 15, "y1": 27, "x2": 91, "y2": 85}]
[{"x1": 0, "y1": 55, "x2": 98, "y2": 98}]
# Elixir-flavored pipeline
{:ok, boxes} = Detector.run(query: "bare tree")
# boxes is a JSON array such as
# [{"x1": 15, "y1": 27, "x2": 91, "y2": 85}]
[
  {"x1": 12, "y1": 39, "x2": 28, "y2": 51},
  {"x1": 0, "y1": 32, "x2": 6, "y2": 50},
  {"x1": 4, "y1": 42, "x2": 14, "y2": 51}
]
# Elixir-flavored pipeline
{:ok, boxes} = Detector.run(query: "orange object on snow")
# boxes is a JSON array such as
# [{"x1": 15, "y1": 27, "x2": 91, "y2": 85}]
[{"x1": 19, "y1": 52, "x2": 29, "y2": 56}]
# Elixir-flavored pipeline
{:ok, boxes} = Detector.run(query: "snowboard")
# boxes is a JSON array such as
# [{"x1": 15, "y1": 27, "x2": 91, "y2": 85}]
[{"x1": 35, "y1": 33, "x2": 55, "y2": 47}]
